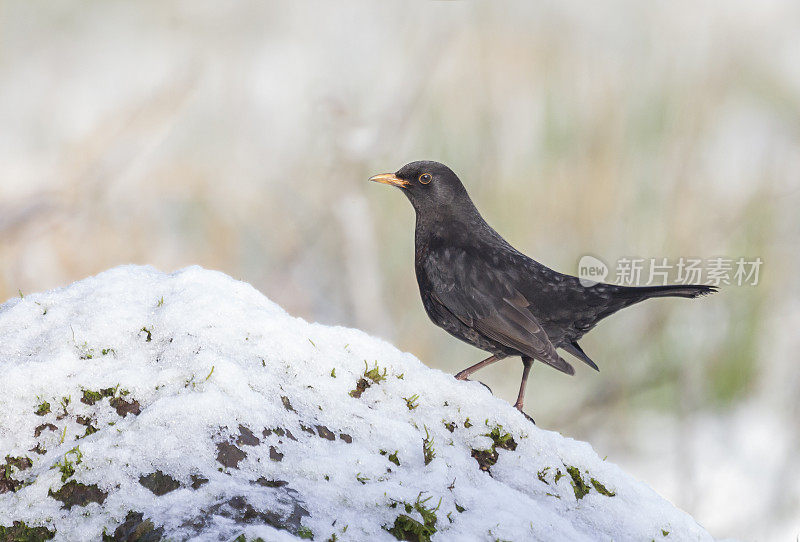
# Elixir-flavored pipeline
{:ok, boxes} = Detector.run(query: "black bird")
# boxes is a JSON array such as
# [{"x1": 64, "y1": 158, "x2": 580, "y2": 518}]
[{"x1": 370, "y1": 160, "x2": 715, "y2": 417}]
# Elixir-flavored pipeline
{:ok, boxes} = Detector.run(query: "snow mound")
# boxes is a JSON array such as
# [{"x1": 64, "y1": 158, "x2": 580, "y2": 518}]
[{"x1": 0, "y1": 266, "x2": 712, "y2": 541}]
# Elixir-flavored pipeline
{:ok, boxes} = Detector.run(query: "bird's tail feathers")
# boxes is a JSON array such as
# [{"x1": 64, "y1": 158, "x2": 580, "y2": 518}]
[
  {"x1": 562, "y1": 341, "x2": 599, "y2": 371},
  {"x1": 622, "y1": 284, "x2": 718, "y2": 300}
]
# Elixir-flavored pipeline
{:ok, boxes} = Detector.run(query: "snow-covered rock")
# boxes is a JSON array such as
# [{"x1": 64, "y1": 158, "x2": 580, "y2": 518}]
[{"x1": 0, "y1": 266, "x2": 712, "y2": 541}]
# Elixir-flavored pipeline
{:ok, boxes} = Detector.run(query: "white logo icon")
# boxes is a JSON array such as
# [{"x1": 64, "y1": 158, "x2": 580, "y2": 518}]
[{"x1": 578, "y1": 255, "x2": 609, "y2": 287}]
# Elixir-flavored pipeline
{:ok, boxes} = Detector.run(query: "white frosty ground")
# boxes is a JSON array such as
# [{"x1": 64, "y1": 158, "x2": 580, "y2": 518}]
[{"x1": 0, "y1": 266, "x2": 713, "y2": 542}]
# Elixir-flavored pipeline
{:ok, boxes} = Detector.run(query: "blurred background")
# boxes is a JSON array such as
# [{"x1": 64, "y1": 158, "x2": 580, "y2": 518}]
[{"x1": 1, "y1": 1, "x2": 798, "y2": 538}]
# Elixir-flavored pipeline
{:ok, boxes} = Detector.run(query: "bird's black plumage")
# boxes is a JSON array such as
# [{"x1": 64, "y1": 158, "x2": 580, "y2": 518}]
[{"x1": 370, "y1": 161, "x2": 715, "y2": 416}]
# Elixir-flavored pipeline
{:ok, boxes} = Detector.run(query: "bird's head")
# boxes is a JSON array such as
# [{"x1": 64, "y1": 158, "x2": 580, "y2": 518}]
[{"x1": 369, "y1": 160, "x2": 474, "y2": 217}]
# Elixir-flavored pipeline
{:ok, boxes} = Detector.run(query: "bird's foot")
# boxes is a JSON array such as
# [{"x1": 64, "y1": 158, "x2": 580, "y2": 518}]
[
  {"x1": 454, "y1": 369, "x2": 470, "y2": 380},
  {"x1": 514, "y1": 403, "x2": 535, "y2": 425}
]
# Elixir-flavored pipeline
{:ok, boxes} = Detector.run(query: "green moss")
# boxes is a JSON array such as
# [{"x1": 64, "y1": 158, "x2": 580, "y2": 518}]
[
  {"x1": 470, "y1": 447, "x2": 496, "y2": 471},
  {"x1": 140, "y1": 327, "x2": 152, "y2": 342},
  {"x1": 471, "y1": 424, "x2": 517, "y2": 472},
  {"x1": 566, "y1": 466, "x2": 590, "y2": 500},
  {"x1": 0, "y1": 456, "x2": 33, "y2": 494},
  {"x1": 77, "y1": 342, "x2": 94, "y2": 360},
  {"x1": 348, "y1": 360, "x2": 388, "y2": 398},
  {"x1": 56, "y1": 395, "x2": 72, "y2": 422},
  {"x1": 297, "y1": 526, "x2": 314, "y2": 539},
  {"x1": 54, "y1": 447, "x2": 82, "y2": 483},
  {"x1": 0, "y1": 521, "x2": 55, "y2": 541},
  {"x1": 363, "y1": 361, "x2": 387, "y2": 384},
  {"x1": 422, "y1": 427, "x2": 436, "y2": 465},
  {"x1": 330, "y1": 368, "x2": 336, "y2": 378},
  {"x1": 537, "y1": 467, "x2": 550, "y2": 484},
  {"x1": 54, "y1": 460, "x2": 73, "y2": 483},
  {"x1": 81, "y1": 389, "x2": 103, "y2": 405},
  {"x1": 486, "y1": 425, "x2": 516, "y2": 451},
  {"x1": 404, "y1": 395, "x2": 419, "y2": 410},
  {"x1": 662, "y1": 529, "x2": 670, "y2": 537},
  {"x1": 540, "y1": 465, "x2": 615, "y2": 500},
  {"x1": 380, "y1": 450, "x2": 401, "y2": 466},
  {"x1": 386, "y1": 494, "x2": 440, "y2": 542},
  {"x1": 387, "y1": 515, "x2": 432, "y2": 542},
  {"x1": 590, "y1": 478, "x2": 616, "y2": 497},
  {"x1": 463, "y1": 418, "x2": 472, "y2": 428},
  {"x1": 4, "y1": 456, "x2": 32, "y2": 472},
  {"x1": 34, "y1": 401, "x2": 51, "y2": 416},
  {"x1": 349, "y1": 378, "x2": 370, "y2": 398}
]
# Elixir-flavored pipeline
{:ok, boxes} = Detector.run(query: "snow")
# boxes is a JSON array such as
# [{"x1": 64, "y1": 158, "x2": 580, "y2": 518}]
[{"x1": 0, "y1": 265, "x2": 713, "y2": 541}]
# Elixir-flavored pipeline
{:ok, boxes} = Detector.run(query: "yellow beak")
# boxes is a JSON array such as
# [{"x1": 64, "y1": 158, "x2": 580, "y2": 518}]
[{"x1": 369, "y1": 173, "x2": 409, "y2": 188}]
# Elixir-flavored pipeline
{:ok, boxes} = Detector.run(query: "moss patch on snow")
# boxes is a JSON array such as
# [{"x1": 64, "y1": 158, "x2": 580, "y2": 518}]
[
  {"x1": 470, "y1": 423, "x2": 517, "y2": 472},
  {"x1": 0, "y1": 521, "x2": 55, "y2": 541},
  {"x1": 386, "y1": 494, "x2": 440, "y2": 542},
  {"x1": 48, "y1": 480, "x2": 107, "y2": 509}
]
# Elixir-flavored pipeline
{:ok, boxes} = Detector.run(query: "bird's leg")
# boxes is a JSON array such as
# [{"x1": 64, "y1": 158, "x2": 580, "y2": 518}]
[
  {"x1": 513, "y1": 357, "x2": 534, "y2": 411},
  {"x1": 454, "y1": 355, "x2": 500, "y2": 380}
]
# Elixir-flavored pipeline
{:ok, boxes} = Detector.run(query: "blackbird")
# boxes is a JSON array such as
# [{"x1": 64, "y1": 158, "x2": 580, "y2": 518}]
[{"x1": 370, "y1": 160, "x2": 715, "y2": 417}]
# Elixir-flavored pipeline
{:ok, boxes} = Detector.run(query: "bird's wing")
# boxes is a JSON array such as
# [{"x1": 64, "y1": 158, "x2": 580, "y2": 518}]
[{"x1": 426, "y1": 248, "x2": 574, "y2": 375}]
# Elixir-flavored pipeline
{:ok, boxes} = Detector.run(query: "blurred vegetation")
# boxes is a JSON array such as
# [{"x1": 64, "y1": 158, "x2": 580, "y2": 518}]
[{"x1": 0, "y1": 1, "x2": 798, "y2": 538}]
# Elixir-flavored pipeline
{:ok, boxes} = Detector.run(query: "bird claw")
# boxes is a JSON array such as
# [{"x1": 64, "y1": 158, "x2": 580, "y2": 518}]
[
  {"x1": 523, "y1": 412, "x2": 536, "y2": 425},
  {"x1": 456, "y1": 376, "x2": 493, "y2": 394},
  {"x1": 515, "y1": 403, "x2": 535, "y2": 425}
]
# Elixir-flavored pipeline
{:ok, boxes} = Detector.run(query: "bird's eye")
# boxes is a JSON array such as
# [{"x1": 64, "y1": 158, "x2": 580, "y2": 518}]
[{"x1": 419, "y1": 173, "x2": 432, "y2": 184}]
